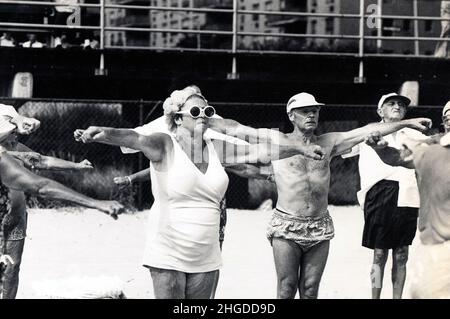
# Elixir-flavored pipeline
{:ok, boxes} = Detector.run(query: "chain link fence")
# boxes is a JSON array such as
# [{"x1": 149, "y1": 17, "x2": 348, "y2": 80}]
[{"x1": 1, "y1": 98, "x2": 445, "y2": 210}]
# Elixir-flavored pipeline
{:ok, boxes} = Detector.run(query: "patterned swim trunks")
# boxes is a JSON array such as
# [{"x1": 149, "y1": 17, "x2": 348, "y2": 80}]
[{"x1": 267, "y1": 208, "x2": 335, "y2": 251}]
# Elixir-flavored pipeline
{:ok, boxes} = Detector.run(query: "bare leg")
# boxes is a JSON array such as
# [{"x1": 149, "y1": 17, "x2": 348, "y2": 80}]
[
  {"x1": 371, "y1": 249, "x2": 389, "y2": 299},
  {"x1": 392, "y1": 246, "x2": 408, "y2": 299},
  {"x1": 1, "y1": 239, "x2": 25, "y2": 299},
  {"x1": 272, "y1": 237, "x2": 302, "y2": 299},
  {"x1": 186, "y1": 270, "x2": 219, "y2": 299},
  {"x1": 209, "y1": 240, "x2": 224, "y2": 298},
  {"x1": 149, "y1": 267, "x2": 186, "y2": 299},
  {"x1": 298, "y1": 240, "x2": 330, "y2": 299},
  {"x1": 209, "y1": 269, "x2": 220, "y2": 298}
]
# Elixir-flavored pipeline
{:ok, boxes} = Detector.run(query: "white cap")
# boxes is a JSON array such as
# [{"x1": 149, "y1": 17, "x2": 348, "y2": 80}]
[
  {"x1": 286, "y1": 92, "x2": 324, "y2": 113},
  {"x1": 442, "y1": 101, "x2": 450, "y2": 116},
  {"x1": 377, "y1": 93, "x2": 411, "y2": 109}
]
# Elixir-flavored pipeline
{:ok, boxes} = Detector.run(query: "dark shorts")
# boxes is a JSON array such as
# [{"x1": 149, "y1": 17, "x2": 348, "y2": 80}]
[{"x1": 362, "y1": 180, "x2": 418, "y2": 250}]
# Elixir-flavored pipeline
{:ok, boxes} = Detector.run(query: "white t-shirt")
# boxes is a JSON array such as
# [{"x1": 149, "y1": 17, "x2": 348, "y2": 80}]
[{"x1": 344, "y1": 127, "x2": 427, "y2": 208}]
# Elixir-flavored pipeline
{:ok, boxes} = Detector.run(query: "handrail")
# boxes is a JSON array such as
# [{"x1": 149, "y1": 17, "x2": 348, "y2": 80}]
[
  {"x1": 1, "y1": 0, "x2": 450, "y2": 64},
  {"x1": 0, "y1": 0, "x2": 100, "y2": 8}
]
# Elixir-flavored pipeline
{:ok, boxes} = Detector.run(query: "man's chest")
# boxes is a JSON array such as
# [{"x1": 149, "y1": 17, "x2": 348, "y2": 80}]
[{"x1": 274, "y1": 154, "x2": 330, "y2": 174}]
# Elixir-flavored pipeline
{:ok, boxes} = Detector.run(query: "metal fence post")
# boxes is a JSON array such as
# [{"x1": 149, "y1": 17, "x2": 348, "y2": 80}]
[
  {"x1": 413, "y1": 0, "x2": 420, "y2": 56},
  {"x1": 228, "y1": 0, "x2": 239, "y2": 80},
  {"x1": 137, "y1": 100, "x2": 144, "y2": 210},
  {"x1": 96, "y1": 0, "x2": 107, "y2": 76},
  {"x1": 356, "y1": 0, "x2": 366, "y2": 83},
  {"x1": 377, "y1": 0, "x2": 382, "y2": 51}
]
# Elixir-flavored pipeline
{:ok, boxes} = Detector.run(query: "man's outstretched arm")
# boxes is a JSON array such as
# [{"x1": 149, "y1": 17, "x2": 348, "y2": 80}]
[
  {"x1": 225, "y1": 164, "x2": 274, "y2": 181},
  {"x1": 326, "y1": 117, "x2": 432, "y2": 157},
  {"x1": 364, "y1": 132, "x2": 415, "y2": 168}
]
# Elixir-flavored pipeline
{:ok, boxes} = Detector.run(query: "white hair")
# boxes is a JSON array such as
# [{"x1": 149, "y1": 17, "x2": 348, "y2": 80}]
[{"x1": 163, "y1": 88, "x2": 206, "y2": 132}]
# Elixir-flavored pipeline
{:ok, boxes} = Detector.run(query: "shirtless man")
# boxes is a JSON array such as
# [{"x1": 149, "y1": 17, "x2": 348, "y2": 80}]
[{"x1": 208, "y1": 92, "x2": 431, "y2": 299}]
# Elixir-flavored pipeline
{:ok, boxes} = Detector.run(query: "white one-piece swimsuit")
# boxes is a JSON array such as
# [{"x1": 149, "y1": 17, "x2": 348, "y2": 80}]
[{"x1": 142, "y1": 134, "x2": 229, "y2": 273}]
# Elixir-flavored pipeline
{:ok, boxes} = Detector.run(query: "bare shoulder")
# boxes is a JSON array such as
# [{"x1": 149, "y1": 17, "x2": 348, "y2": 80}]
[
  {"x1": 316, "y1": 133, "x2": 338, "y2": 146},
  {"x1": 139, "y1": 132, "x2": 174, "y2": 162}
]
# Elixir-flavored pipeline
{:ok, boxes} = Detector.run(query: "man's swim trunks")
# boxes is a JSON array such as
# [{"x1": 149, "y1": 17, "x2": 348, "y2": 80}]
[{"x1": 267, "y1": 208, "x2": 335, "y2": 250}]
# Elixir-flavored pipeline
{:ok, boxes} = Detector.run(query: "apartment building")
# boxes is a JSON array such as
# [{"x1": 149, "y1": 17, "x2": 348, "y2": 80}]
[{"x1": 306, "y1": 0, "x2": 441, "y2": 55}]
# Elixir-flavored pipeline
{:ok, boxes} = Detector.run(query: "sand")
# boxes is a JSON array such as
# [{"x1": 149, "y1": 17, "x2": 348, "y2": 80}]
[{"x1": 15, "y1": 205, "x2": 419, "y2": 299}]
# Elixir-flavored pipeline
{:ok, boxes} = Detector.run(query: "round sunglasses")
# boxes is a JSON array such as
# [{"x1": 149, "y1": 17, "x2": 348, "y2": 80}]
[{"x1": 176, "y1": 105, "x2": 216, "y2": 119}]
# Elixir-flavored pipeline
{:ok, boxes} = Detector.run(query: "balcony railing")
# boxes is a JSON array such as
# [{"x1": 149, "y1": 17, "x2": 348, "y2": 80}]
[{"x1": 0, "y1": 0, "x2": 449, "y2": 78}]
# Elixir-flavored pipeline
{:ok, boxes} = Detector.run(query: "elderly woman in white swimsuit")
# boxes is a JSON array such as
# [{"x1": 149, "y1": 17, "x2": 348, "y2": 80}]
[{"x1": 74, "y1": 91, "x2": 323, "y2": 299}]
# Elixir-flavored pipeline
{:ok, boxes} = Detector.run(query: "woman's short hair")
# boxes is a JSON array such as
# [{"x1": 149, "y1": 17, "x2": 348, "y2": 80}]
[{"x1": 163, "y1": 89, "x2": 207, "y2": 132}]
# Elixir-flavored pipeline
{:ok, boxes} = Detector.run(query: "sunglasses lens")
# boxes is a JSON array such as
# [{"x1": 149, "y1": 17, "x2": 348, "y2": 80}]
[
  {"x1": 204, "y1": 106, "x2": 215, "y2": 118},
  {"x1": 190, "y1": 106, "x2": 201, "y2": 118}
]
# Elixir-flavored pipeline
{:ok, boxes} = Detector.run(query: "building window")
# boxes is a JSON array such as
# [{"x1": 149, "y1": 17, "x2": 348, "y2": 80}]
[
  {"x1": 255, "y1": 22, "x2": 259, "y2": 29},
  {"x1": 382, "y1": 19, "x2": 393, "y2": 36},
  {"x1": 329, "y1": 6, "x2": 334, "y2": 12},
  {"x1": 325, "y1": 17, "x2": 334, "y2": 33},
  {"x1": 403, "y1": 19, "x2": 410, "y2": 32},
  {"x1": 425, "y1": 20, "x2": 433, "y2": 32},
  {"x1": 311, "y1": 20, "x2": 317, "y2": 34},
  {"x1": 252, "y1": 3, "x2": 259, "y2": 21}
]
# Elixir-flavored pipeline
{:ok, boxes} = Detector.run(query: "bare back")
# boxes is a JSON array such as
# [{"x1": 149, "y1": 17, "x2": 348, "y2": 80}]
[{"x1": 272, "y1": 134, "x2": 335, "y2": 217}]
